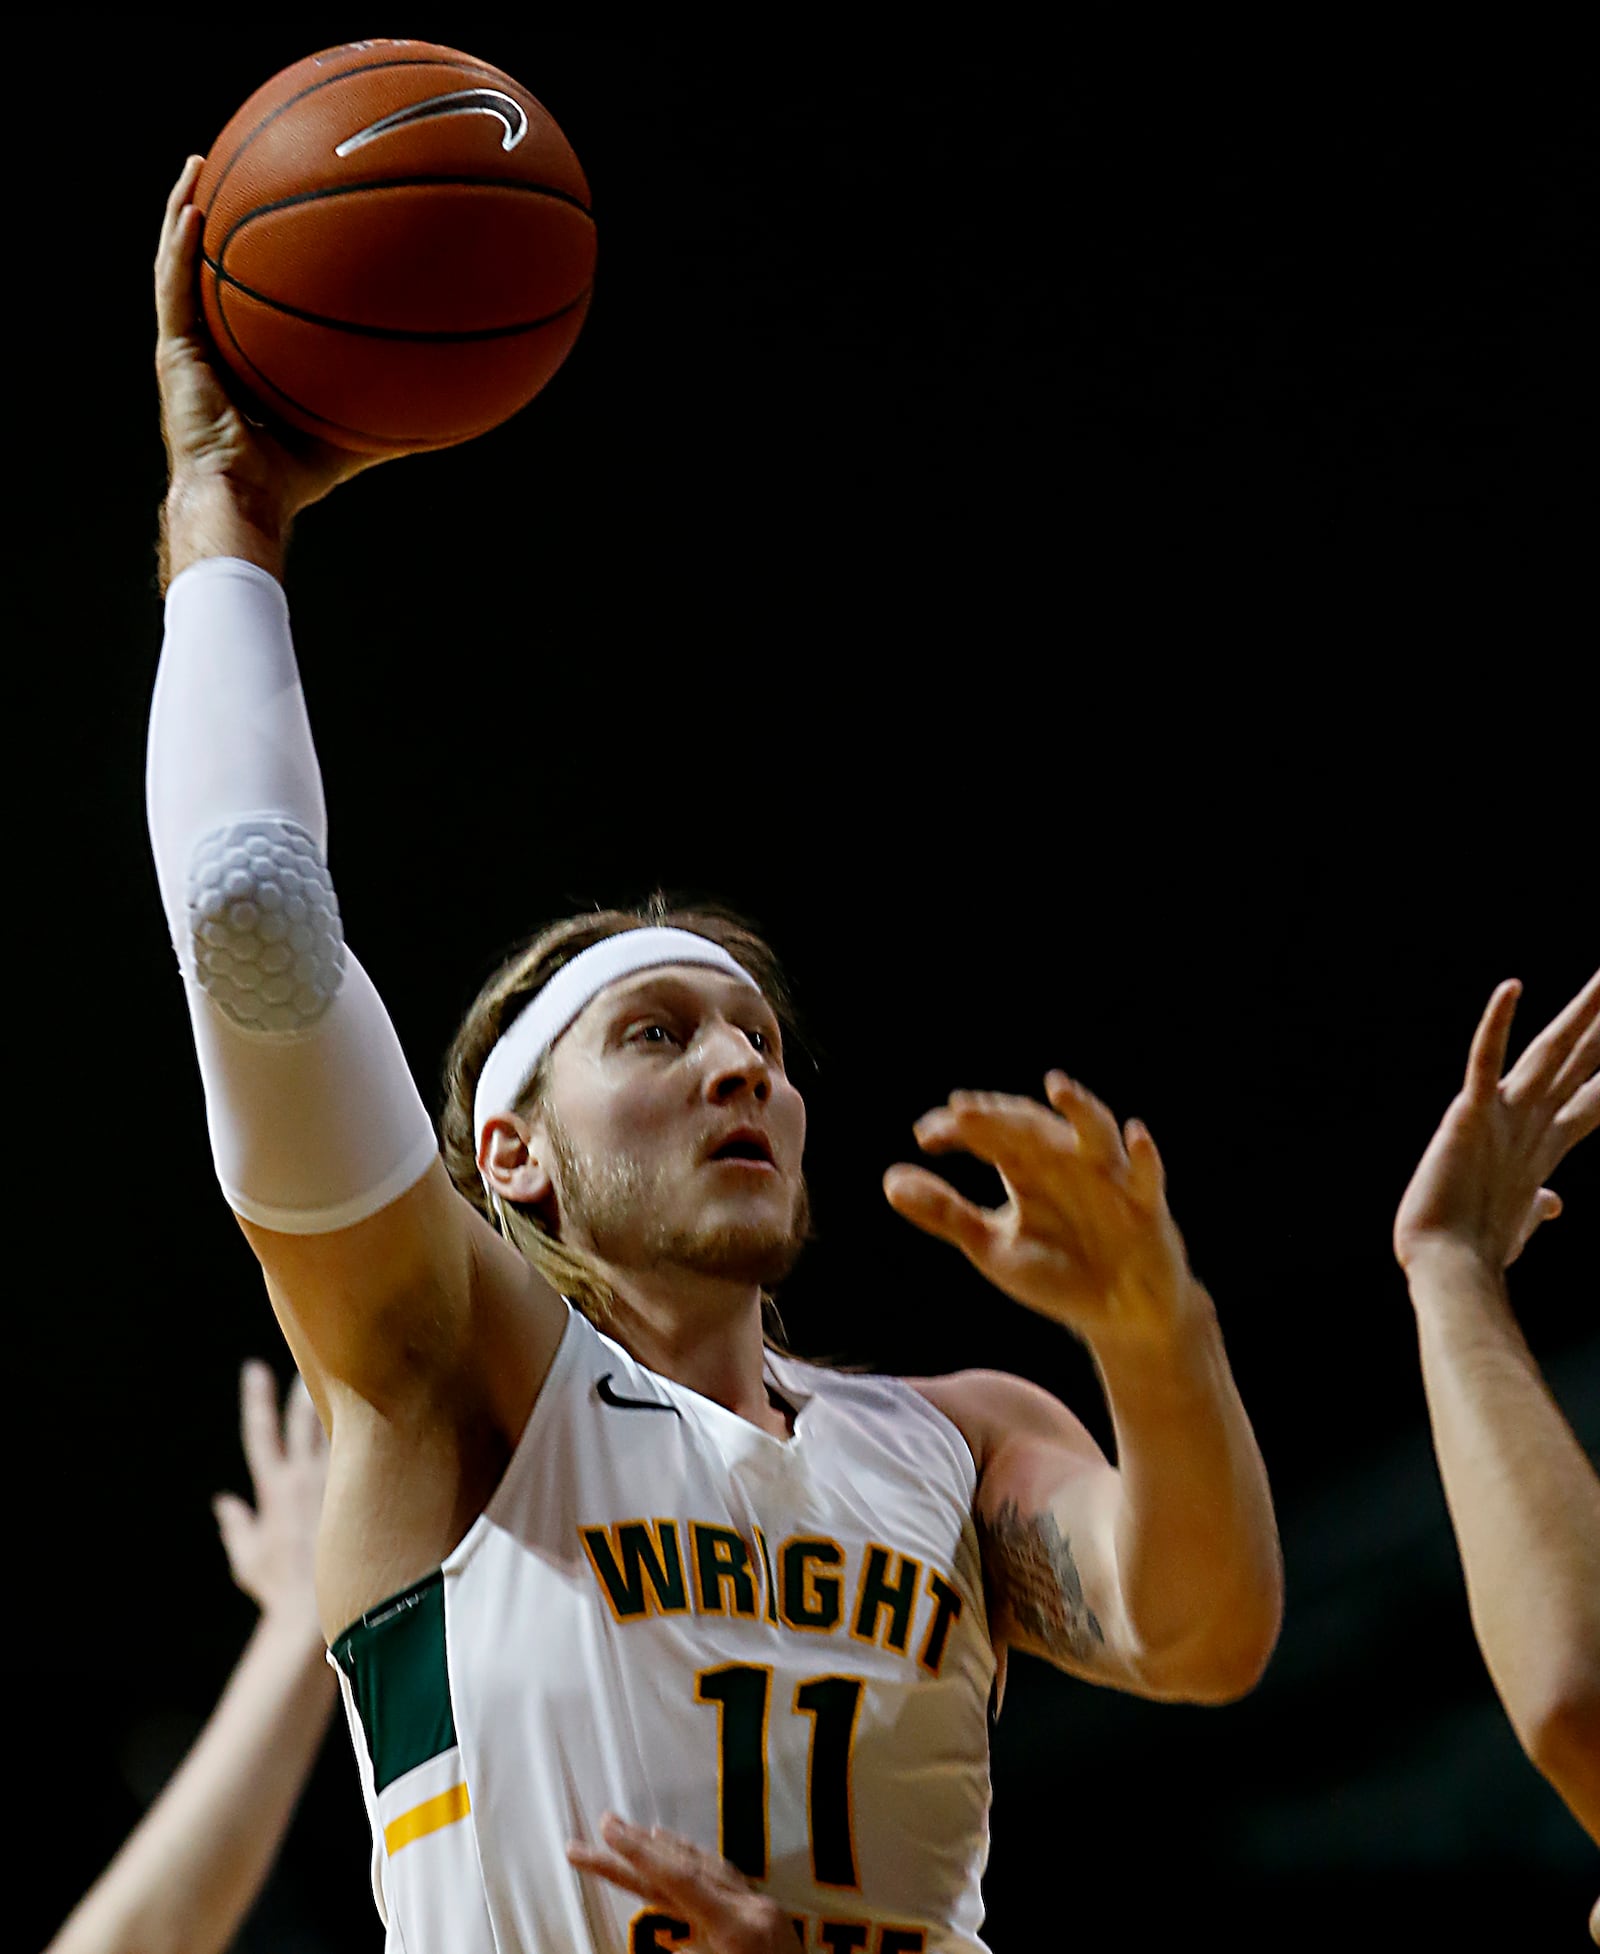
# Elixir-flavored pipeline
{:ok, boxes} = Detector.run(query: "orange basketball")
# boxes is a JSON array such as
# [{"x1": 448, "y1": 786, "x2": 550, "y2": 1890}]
[{"x1": 194, "y1": 40, "x2": 596, "y2": 455}]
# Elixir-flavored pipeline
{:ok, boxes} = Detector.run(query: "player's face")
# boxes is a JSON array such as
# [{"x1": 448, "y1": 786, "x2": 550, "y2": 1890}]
[{"x1": 535, "y1": 964, "x2": 809, "y2": 1287}]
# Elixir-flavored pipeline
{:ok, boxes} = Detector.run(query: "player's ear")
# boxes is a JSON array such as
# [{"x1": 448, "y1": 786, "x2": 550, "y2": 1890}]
[{"x1": 479, "y1": 1116, "x2": 554, "y2": 1210}]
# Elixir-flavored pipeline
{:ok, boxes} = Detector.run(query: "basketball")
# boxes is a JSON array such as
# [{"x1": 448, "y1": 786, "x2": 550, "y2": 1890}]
[{"x1": 194, "y1": 40, "x2": 596, "y2": 455}]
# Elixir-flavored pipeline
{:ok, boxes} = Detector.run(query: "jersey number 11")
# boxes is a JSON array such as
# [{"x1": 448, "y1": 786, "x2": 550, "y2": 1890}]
[{"x1": 696, "y1": 1664, "x2": 863, "y2": 1886}]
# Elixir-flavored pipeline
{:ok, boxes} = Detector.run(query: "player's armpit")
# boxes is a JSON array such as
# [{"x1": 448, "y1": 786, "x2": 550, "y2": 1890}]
[{"x1": 243, "y1": 1159, "x2": 566, "y2": 1424}]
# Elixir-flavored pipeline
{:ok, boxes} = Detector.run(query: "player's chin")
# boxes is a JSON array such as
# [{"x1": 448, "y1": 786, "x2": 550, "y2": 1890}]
[
  {"x1": 680, "y1": 1202, "x2": 810, "y2": 1288},
  {"x1": 715, "y1": 1224, "x2": 808, "y2": 1285}
]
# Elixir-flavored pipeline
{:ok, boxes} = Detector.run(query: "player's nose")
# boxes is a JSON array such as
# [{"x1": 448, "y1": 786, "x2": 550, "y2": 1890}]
[{"x1": 700, "y1": 1019, "x2": 771, "y2": 1103}]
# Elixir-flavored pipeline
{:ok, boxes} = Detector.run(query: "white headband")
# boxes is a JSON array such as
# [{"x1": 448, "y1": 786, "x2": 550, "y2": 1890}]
[{"x1": 473, "y1": 927, "x2": 761, "y2": 1149}]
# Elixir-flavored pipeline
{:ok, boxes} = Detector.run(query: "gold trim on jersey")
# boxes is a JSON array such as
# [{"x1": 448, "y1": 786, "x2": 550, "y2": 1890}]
[{"x1": 383, "y1": 1780, "x2": 471, "y2": 1855}]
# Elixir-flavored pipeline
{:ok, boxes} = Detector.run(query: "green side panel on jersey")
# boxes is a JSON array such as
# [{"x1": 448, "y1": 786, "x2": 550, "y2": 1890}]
[{"x1": 332, "y1": 1569, "x2": 456, "y2": 1794}]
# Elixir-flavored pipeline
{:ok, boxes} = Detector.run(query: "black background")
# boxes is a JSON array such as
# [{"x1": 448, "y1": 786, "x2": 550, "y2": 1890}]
[{"x1": 22, "y1": 18, "x2": 1596, "y2": 1952}]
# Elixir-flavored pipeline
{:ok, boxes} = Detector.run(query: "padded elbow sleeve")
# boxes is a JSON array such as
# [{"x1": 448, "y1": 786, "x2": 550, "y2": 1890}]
[
  {"x1": 149, "y1": 559, "x2": 438, "y2": 1235},
  {"x1": 187, "y1": 816, "x2": 345, "y2": 1031}
]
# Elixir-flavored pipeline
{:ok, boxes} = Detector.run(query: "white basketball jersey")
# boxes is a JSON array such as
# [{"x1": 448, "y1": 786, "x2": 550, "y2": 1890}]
[{"x1": 333, "y1": 1305, "x2": 996, "y2": 1952}]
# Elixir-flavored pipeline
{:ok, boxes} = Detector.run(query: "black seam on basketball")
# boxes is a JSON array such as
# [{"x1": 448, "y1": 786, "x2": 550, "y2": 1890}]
[
  {"x1": 204, "y1": 56, "x2": 563, "y2": 215},
  {"x1": 208, "y1": 287, "x2": 479, "y2": 447},
  {"x1": 213, "y1": 173, "x2": 596, "y2": 271},
  {"x1": 203, "y1": 253, "x2": 592, "y2": 343}
]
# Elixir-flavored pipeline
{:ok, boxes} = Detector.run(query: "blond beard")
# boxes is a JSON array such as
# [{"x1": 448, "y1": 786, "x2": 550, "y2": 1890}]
[{"x1": 545, "y1": 1110, "x2": 811, "y2": 1288}]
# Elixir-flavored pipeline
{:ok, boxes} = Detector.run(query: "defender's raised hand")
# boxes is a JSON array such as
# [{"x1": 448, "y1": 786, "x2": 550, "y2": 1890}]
[
  {"x1": 567, "y1": 1816, "x2": 802, "y2": 1951},
  {"x1": 1395, "y1": 969, "x2": 1600, "y2": 1276},
  {"x1": 884, "y1": 1072, "x2": 1196, "y2": 1347},
  {"x1": 155, "y1": 155, "x2": 380, "y2": 582},
  {"x1": 212, "y1": 1360, "x2": 327, "y2": 1641}
]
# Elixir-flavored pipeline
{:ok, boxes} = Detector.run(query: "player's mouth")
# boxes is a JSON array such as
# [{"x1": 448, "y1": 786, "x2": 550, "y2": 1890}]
[{"x1": 705, "y1": 1126, "x2": 777, "y2": 1170}]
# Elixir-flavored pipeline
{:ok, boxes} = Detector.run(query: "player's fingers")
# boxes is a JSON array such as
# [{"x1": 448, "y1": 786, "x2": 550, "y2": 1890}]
[
  {"x1": 159, "y1": 154, "x2": 202, "y2": 249},
  {"x1": 1123, "y1": 1118, "x2": 1166, "y2": 1207},
  {"x1": 155, "y1": 159, "x2": 204, "y2": 331},
  {"x1": 239, "y1": 1358, "x2": 284, "y2": 1487},
  {"x1": 1044, "y1": 1071, "x2": 1125, "y2": 1164},
  {"x1": 155, "y1": 207, "x2": 204, "y2": 342},
  {"x1": 912, "y1": 1095, "x2": 1072, "y2": 1186},
  {"x1": 883, "y1": 1164, "x2": 998, "y2": 1261},
  {"x1": 1503, "y1": 968, "x2": 1600, "y2": 1106},
  {"x1": 1463, "y1": 980, "x2": 1521, "y2": 1099}
]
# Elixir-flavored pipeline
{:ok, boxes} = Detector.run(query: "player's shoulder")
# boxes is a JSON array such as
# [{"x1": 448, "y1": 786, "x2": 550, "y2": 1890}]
[{"x1": 901, "y1": 1368, "x2": 1104, "y2": 1475}]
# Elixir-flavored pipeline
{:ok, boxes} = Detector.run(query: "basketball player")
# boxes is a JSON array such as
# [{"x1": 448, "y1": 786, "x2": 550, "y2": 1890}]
[
  {"x1": 1393, "y1": 970, "x2": 1600, "y2": 1944},
  {"x1": 47, "y1": 1363, "x2": 336, "y2": 1954},
  {"x1": 149, "y1": 154, "x2": 1283, "y2": 1952}
]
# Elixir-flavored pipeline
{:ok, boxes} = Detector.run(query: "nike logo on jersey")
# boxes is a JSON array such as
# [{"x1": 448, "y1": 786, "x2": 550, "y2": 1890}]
[{"x1": 596, "y1": 1373, "x2": 682, "y2": 1416}]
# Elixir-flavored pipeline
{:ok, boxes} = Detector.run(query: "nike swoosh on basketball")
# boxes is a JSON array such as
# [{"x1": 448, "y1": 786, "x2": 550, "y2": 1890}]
[
  {"x1": 334, "y1": 88, "x2": 529, "y2": 159},
  {"x1": 596, "y1": 1374, "x2": 682, "y2": 1417}
]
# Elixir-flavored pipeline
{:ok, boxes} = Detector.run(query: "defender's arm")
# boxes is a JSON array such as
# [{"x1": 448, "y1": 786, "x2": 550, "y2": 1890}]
[{"x1": 1395, "y1": 972, "x2": 1600, "y2": 1843}]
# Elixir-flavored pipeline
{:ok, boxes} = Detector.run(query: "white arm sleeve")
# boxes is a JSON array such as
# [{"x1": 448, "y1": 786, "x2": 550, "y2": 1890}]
[{"x1": 146, "y1": 557, "x2": 439, "y2": 1234}]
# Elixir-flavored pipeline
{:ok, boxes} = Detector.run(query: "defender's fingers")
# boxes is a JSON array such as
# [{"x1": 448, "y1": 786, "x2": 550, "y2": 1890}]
[
  {"x1": 604, "y1": 1822, "x2": 750, "y2": 1912},
  {"x1": 239, "y1": 1359, "x2": 284, "y2": 1486},
  {"x1": 563, "y1": 1840, "x2": 662, "y2": 1905},
  {"x1": 211, "y1": 1492, "x2": 256, "y2": 1575},
  {"x1": 1550, "y1": 1071, "x2": 1600, "y2": 1154},
  {"x1": 1507, "y1": 1189, "x2": 1563, "y2": 1267},
  {"x1": 1548, "y1": 1008, "x2": 1600, "y2": 1107},
  {"x1": 285, "y1": 1372, "x2": 327, "y2": 1458},
  {"x1": 884, "y1": 1164, "x2": 999, "y2": 1261},
  {"x1": 1464, "y1": 980, "x2": 1521, "y2": 1099},
  {"x1": 1504, "y1": 967, "x2": 1600, "y2": 1105}
]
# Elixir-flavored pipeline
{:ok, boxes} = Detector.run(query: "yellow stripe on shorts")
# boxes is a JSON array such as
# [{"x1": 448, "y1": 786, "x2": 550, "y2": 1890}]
[{"x1": 383, "y1": 1781, "x2": 471, "y2": 1855}]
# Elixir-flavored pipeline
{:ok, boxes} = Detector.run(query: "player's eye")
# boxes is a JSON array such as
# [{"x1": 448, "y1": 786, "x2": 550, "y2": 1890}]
[
  {"x1": 626, "y1": 1021, "x2": 677, "y2": 1047},
  {"x1": 745, "y1": 1025, "x2": 784, "y2": 1063}
]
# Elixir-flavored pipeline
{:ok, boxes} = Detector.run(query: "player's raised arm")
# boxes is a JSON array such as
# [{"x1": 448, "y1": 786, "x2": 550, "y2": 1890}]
[
  {"x1": 888, "y1": 1073, "x2": 1283, "y2": 1703},
  {"x1": 1394, "y1": 971, "x2": 1600, "y2": 1852},
  {"x1": 147, "y1": 157, "x2": 563, "y2": 1416}
]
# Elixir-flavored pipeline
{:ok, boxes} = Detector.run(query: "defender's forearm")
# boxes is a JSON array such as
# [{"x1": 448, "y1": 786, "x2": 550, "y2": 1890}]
[
  {"x1": 1092, "y1": 1287, "x2": 1282, "y2": 1700},
  {"x1": 1409, "y1": 1244, "x2": 1600, "y2": 1841},
  {"x1": 46, "y1": 1616, "x2": 336, "y2": 1954}
]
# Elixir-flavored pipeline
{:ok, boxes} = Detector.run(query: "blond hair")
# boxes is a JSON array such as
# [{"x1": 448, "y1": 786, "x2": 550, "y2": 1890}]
[{"x1": 440, "y1": 897, "x2": 802, "y2": 1340}]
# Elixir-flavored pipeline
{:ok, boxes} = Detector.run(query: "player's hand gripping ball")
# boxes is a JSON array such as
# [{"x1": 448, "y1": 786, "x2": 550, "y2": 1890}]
[{"x1": 194, "y1": 39, "x2": 596, "y2": 455}]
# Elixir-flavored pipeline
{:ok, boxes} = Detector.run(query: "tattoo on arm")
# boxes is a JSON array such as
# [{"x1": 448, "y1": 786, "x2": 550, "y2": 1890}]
[{"x1": 981, "y1": 1500, "x2": 1105, "y2": 1660}]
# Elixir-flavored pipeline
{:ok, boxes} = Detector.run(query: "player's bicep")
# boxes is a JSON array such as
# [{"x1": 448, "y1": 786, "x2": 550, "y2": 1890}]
[{"x1": 975, "y1": 1428, "x2": 1141, "y2": 1689}]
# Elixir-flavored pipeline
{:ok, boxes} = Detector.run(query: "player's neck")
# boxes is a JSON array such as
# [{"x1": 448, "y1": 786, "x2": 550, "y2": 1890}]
[{"x1": 606, "y1": 1270, "x2": 788, "y2": 1437}]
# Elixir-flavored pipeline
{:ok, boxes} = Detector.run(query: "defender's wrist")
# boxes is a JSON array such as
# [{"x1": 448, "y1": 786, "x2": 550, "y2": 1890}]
[{"x1": 1402, "y1": 1236, "x2": 1507, "y2": 1310}]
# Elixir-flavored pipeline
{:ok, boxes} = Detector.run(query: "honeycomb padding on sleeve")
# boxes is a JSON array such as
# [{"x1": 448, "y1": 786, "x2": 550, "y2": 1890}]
[{"x1": 188, "y1": 817, "x2": 346, "y2": 1032}]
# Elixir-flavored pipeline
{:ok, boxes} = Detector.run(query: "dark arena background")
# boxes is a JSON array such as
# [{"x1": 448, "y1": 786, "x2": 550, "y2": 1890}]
[{"x1": 22, "y1": 21, "x2": 1595, "y2": 1952}]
